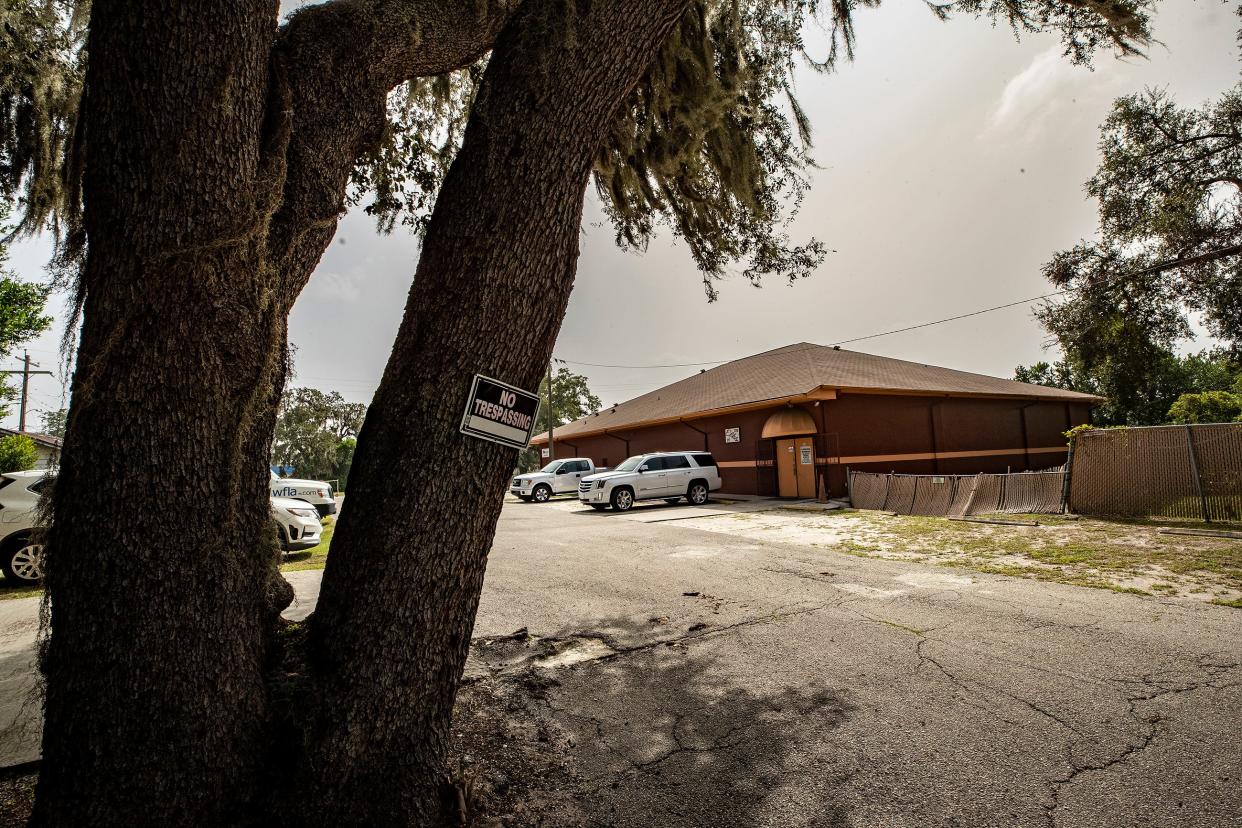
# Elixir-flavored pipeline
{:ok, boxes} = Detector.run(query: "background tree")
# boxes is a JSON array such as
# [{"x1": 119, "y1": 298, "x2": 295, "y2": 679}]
[
  {"x1": 0, "y1": 433, "x2": 38, "y2": 473},
  {"x1": 0, "y1": 203, "x2": 51, "y2": 417},
  {"x1": 38, "y1": 407, "x2": 67, "y2": 438},
  {"x1": 333, "y1": 437, "x2": 356, "y2": 490},
  {"x1": 272, "y1": 387, "x2": 366, "y2": 482},
  {"x1": 517, "y1": 366, "x2": 603, "y2": 473},
  {"x1": 1168, "y1": 372, "x2": 1242, "y2": 424},
  {"x1": 0, "y1": 0, "x2": 1153, "y2": 824},
  {"x1": 1016, "y1": 349, "x2": 1241, "y2": 425},
  {"x1": 1030, "y1": 54, "x2": 1241, "y2": 424}
]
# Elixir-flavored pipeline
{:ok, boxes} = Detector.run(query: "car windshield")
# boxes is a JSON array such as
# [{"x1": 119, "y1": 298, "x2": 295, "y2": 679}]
[
  {"x1": 538, "y1": 461, "x2": 562, "y2": 473},
  {"x1": 612, "y1": 456, "x2": 646, "y2": 472}
]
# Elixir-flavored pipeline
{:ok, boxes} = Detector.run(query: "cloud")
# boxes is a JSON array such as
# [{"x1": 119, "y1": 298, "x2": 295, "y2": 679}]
[
  {"x1": 986, "y1": 46, "x2": 1124, "y2": 139},
  {"x1": 306, "y1": 268, "x2": 363, "y2": 303}
]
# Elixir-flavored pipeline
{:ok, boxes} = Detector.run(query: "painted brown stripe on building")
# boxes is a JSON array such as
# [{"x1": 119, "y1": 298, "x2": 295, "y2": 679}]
[{"x1": 716, "y1": 445, "x2": 1066, "y2": 469}]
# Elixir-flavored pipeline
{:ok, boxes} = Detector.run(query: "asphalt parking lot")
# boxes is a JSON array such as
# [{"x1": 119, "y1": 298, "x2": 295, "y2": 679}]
[
  {"x1": 456, "y1": 496, "x2": 1242, "y2": 827},
  {"x1": 3, "y1": 495, "x2": 1241, "y2": 826}
]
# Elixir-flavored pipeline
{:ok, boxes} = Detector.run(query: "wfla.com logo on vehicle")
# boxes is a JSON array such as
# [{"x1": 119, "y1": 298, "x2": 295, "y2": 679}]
[{"x1": 273, "y1": 487, "x2": 302, "y2": 498}]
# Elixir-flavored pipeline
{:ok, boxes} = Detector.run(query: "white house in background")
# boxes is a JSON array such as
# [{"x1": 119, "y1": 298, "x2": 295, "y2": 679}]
[{"x1": 0, "y1": 428, "x2": 62, "y2": 470}]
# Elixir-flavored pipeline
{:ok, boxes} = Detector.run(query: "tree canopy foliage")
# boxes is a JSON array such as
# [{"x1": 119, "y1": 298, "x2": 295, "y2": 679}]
[
  {"x1": 39, "y1": 405, "x2": 67, "y2": 437},
  {"x1": 517, "y1": 365, "x2": 603, "y2": 472},
  {"x1": 0, "y1": 0, "x2": 85, "y2": 246},
  {"x1": 1024, "y1": 20, "x2": 1241, "y2": 425},
  {"x1": 272, "y1": 387, "x2": 366, "y2": 483},
  {"x1": 5, "y1": 0, "x2": 1152, "y2": 300}
]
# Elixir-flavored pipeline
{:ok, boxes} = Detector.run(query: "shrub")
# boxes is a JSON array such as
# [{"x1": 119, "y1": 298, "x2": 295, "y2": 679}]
[
  {"x1": 0, "y1": 434, "x2": 39, "y2": 473},
  {"x1": 1167, "y1": 390, "x2": 1242, "y2": 425}
]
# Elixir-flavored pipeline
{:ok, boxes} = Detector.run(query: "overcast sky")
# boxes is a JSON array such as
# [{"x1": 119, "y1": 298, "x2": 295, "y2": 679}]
[{"x1": 2, "y1": 1, "x2": 1237, "y2": 429}]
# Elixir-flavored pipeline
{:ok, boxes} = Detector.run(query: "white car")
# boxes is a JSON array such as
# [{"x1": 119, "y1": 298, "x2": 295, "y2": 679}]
[
  {"x1": 0, "y1": 470, "x2": 322, "y2": 583},
  {"x1": 270, "y1": 470, "x2": 336, "y2": 517},
  {"x1": 579, "y1": 452, "x2": 722, "y2": 512},
  {"x1": 271, "y1": 496, "x2": 323, "y2": 552},
  {"x1": 0, "y1": 470, "x2": 51, "y2": 583},
  {"x1": 510, "y1": 458, "x2": 601, "y2": 502}
]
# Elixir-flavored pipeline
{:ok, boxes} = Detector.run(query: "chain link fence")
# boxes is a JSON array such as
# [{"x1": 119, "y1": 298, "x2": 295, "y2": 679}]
[
  {"x1": 848, "y1": 469, "x2": 1065, "y2": 517},
  {"x1": 1067, "y1": 423, "x2": 1242, "y2": 522}
]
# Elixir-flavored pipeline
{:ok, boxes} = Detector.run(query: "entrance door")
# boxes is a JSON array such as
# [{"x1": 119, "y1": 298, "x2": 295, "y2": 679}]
[{"x1": 776, "y1": 437, "x2": 816, "y2": 498}]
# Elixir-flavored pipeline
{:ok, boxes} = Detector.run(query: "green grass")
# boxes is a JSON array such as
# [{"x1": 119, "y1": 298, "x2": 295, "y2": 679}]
[
  {"x1": 1210, "y1": 596, "x2": 1242, "y2": 609},
  {"x1": 793, "y1": 509, "x2": 1242, "y2": 600},
  {"x1": 0, "y1": 581, "x2": 42, "y2": 601},
  {"x1": 279, "y1": 517, "x2": 335, "y2": 572}
]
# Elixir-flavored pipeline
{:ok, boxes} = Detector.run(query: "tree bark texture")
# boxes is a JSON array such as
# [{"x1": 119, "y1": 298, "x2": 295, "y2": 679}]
[
  {"x1": 33, "y1": 2, "x2": 284, "y2": 823},
  {"x1": 34, "y1": 1, "x2": 519, "y2": 825},
  {"x1": 302, "y1": 0, "x2": 690, "y2": 823}
]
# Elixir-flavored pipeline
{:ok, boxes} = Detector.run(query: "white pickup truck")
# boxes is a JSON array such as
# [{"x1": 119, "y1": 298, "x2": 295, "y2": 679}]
[
  {"x1": 270, "y1": 471, "x2": 336, "y2": 517},
  {"x1": 578, "y1": 451, "x2": 722, "y2": 512},
  {"x1": 510, "y1": 458, "x2": 602, "y2": 503}
]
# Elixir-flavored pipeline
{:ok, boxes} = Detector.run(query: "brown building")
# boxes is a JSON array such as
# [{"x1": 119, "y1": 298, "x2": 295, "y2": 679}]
[{"x1": 529, "y1": 343, "x2": 1101, "y2": 498}]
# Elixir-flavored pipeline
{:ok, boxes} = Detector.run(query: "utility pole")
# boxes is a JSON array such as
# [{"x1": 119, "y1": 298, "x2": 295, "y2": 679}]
[
  {"x1": 1, "y1": 351, "x2": 54, "y2": 433},
  {"x1": 547, "y1": 359, "x2": 555, "y2": 462}
]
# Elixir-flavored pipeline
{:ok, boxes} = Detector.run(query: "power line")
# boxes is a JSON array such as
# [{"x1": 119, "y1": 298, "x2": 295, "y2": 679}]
[
  {"x1": 559, "y1": 243, "x2": 1242, "y2": 370},
  {"x1": 559, "y1": 293, "x2": 1059, "y2": 370},
  {"x1": 827, "y1": 291, "x2": 1064, "y2": 347}
]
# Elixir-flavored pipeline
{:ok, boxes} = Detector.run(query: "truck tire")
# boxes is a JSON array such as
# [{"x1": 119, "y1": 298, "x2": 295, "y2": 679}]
[
  {"x1": 610, "y1": 487, "x2": 635, "y2": 512},
  {"x1": 1, "y1": 534, "x2": 45, "y2": 583},
  {"x1": 687, "y1": 480, "x2": 709, "y2": 505},
  {"x1": 532, "y1": 484, "x2": 552, "y2": 503}
]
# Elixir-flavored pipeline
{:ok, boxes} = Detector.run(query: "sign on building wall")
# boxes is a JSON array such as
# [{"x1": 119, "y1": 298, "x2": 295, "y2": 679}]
[
  {"x1": 460, "y1": 375, "x2": 541, "y2": 450},
  {"x1": 541, "y1": 447, "x2": 550, "y2": 458},
  {"x1": 800, "y1": 445, "x2": 813, "y2": 465},
  {"x1": 724, "y1": 427, "x2": 740, "y2": 444}
]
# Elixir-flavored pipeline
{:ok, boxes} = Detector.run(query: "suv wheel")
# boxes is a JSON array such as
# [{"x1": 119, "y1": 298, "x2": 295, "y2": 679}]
[
  {"x1": 532, "y1": 484, "x2": 552, "y2": 503},
  {"x1": 3, "y1": 538, "x2": 45, "y2": 583},
  {"x1": 611, "y1": 487, "x2": 635, "y2": 512},
  {"x1": 688, "y1": 481, "x2": 709, "y2": 506}
]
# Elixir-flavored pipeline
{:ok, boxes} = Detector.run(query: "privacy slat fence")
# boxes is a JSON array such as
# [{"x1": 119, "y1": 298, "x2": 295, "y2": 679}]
[
  {"x1": 1067, "y1": 423, "x2": 1242, "y2": 522},
  {"x1": 846, "y1": 423, "x2": 1242, "y2": 521},
  {"x1": 848, "y1": 469, "x2": 1065, "y2": 517}
]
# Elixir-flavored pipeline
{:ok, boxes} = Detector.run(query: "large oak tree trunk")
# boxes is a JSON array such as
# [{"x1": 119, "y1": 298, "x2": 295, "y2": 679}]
[
  {"x1": 34, "y1": 2, "x2": 522, "y2": 822},
  {"x1": 33, "y1": 0, "x2": 685, "y2": 823},
  {"x1": 32, "y1": 1, "x2": 287, "y2": 824},
  {"x1": 301, "y1": 0, "x2": 689, "y2": 823}
]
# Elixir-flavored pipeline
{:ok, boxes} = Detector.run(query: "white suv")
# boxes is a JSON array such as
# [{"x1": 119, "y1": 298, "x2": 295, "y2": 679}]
[
  {"x1": 579, "y1": 452, "x2": 722, "y2": 512},
  {"x1": 271, "y1": 496, "x2": 323, "y2": 552},
  {"x1": 0, "y1": 470, "x2": 51, "y2": 583}
]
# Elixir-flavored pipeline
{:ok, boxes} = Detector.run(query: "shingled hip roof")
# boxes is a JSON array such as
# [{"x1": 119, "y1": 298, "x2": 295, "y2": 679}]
[{"x1": 532, "y1": 342, "x2": 1102, "y2": 444}]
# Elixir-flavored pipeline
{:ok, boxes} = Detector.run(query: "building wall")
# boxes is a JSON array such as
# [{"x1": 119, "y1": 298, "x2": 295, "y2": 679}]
[
  {"x1": 32, "y1": 445, "x2": 59, "y2": 471},
  {"x1": 544, "y1": 393, "x2": 1090, "y2": 497}
]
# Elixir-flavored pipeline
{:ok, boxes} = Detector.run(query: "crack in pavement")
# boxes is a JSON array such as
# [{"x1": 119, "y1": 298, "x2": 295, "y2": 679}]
[
  {"x1": 469, "y1": 598, "x2": 850, "y2": 680},
  {"x1": 1042, "y1": 658, "x2": 1242, "y2": 827}
]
